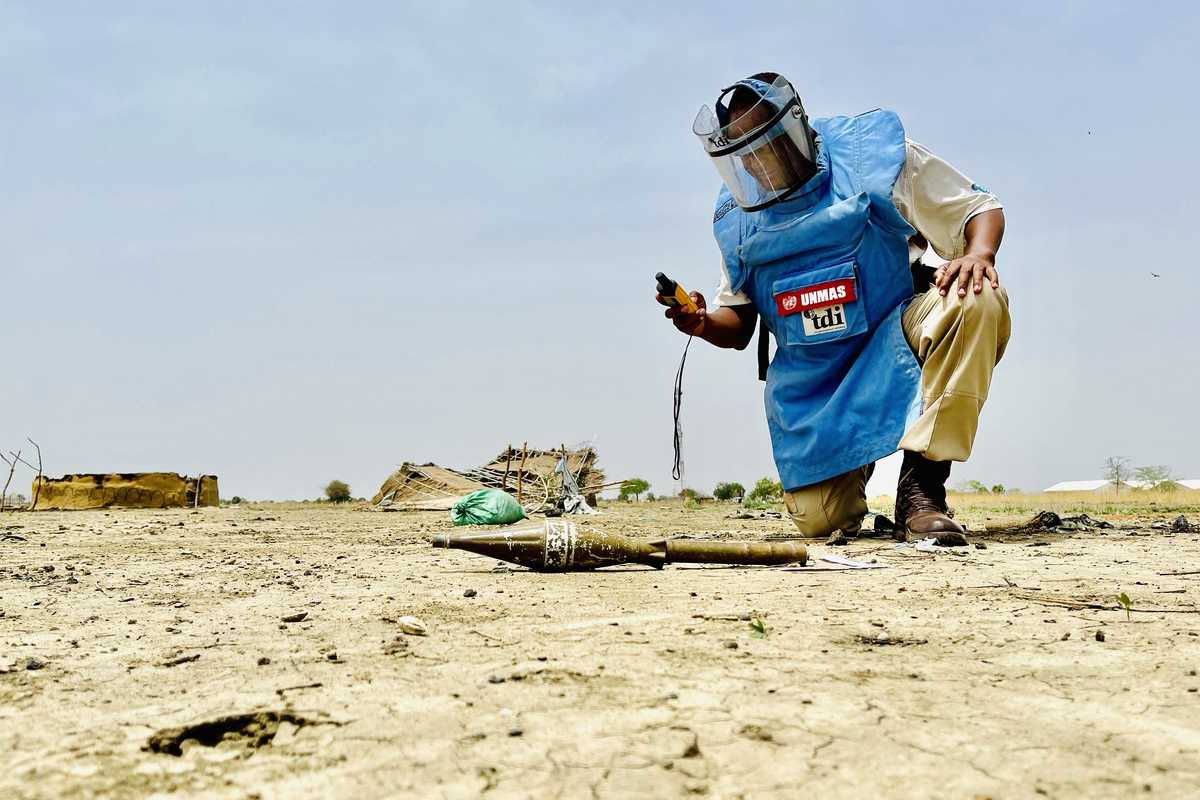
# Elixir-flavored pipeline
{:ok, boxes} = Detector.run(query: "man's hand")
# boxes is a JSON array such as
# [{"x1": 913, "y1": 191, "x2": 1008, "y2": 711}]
[
  {"x1": 935, "y1": 254, "x2": 998, "y2": 297},
  {"x1": 656, "y1": 290, "x2": 708, "y2": 336},
  {"x1": 654, "y1": 289, "x2": 757, "y2": 350},
  {"x1": 936, "y1": 208, "x2": 1004, "y2": 297}
]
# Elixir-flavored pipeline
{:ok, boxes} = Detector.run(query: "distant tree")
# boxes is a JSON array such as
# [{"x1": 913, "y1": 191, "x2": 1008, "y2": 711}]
[
  {"x1": 1102, "y1": 456, "x2": 1133, "y2": 487},
  {"x1": 747, "y1": 477, "x2": 783, "y2": 504},
  {"x1": 618, "y1": 478, "x2": 650, "y2": 501},
  {"x1": 990, "y1": 484, "x2": 1004, "y2": 495},
  {"x1": 1005, "y1": 487, "x2": 1023, "y2": 495},
  {"x1": 713, "y1": 482, "x2": 745, "y2": 502},
  {"x1": 230, "y1": 496, "x2": 243, "y2": 505},
  {"x1": 644, "y1": 493, "x2": 657, "y2": 502},
  {"x1": 1134, "y1": 465, "x2": 1175, "y2": 490},
  {"x1": 680, "y1": 487, "x2": 698, "y2": 499},
  {"x1": 953, "y1": 480, "x2": 988, "y2": 494},
  {"x1": 324, "y1": 480, "x2": 351, "y2": 503}
]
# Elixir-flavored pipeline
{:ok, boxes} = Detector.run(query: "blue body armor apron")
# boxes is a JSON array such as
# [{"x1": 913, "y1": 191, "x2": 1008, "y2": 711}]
[{"x1": 713, "y1": 109, "x2": 923, "y2": 491}]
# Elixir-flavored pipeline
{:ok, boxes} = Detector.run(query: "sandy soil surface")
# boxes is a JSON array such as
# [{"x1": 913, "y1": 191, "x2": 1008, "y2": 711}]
[{"x1": 2, "y1": 503, "x2": 1198, "y2": 799}]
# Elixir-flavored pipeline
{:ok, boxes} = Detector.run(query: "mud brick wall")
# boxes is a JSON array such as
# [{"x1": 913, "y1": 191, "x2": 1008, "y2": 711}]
[{"x1": 31, "y1": 473, "x2": 218, "y2": 510}]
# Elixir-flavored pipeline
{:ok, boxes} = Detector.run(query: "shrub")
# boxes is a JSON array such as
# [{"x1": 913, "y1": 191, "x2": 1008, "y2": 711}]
[
  {"x1": 324, "y1": 480, "x2": 351, "y2": 503},
  {"x1": 713, "y1": 482, "x2": 745, "y2": 502},
  {"x1": 617, "y1": 478, "x2": 650, "y2": 501},
  {"x1": 746, "y1": 477, "x2": 782, "y2": 504},
  {"x1": 1135, "y1": 465, "x2": 1176, "y2": 490}
]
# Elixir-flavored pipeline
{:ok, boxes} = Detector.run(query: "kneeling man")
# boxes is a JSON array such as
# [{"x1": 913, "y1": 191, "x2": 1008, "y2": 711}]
[{"x1": 661, "y1": 73, "x2": 1010, "y2": 545}]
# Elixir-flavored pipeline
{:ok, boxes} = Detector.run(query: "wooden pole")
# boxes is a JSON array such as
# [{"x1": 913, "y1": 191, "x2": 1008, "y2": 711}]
[
  {"x1": 517, "y1": 442, "x2": 528, "y2": 504},
  {"x1": 0, "y1": 450, "x2": 16, "y2": 513},
  {"x1": 28, "y1": 439, "x2": 42, "y2": 511},
  {"x1": 502, "y1": 445, "x2": 512, "y2": 491}
]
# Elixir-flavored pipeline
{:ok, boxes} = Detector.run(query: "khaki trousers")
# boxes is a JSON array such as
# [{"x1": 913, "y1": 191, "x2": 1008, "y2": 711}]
[{"x1": 783, "y1": 284, "x2": 1011, "y2": 538}]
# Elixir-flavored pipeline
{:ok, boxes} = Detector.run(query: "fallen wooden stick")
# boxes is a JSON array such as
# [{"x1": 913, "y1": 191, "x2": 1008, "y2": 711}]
[
  {"x1": 275, "y1": 682, "x2": 323, "y2": 696},
  {"x1": 467, "y1": 629, "x2": 503, "y2": 642},
  {"x1": 1013, "y1": 592, "x2": 1198, "y2": 614}
]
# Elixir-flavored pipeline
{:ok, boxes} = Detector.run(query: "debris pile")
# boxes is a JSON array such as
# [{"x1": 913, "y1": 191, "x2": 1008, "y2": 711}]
[
  {"x1": 725, "y1": 510, "x2": 783, "y2": 520},
  {"x1": 370, "y1": 442, "x2": 612, "y2": 513},
  {"x1": 1153, "y1": 515, "x2": 1193, "y2": 532},
  {"x1": 1023, "y1": 511, "x2": 1114, "y2": 532}
]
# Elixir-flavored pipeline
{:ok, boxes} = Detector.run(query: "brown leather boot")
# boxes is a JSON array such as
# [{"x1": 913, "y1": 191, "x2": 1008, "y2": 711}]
[{"x1": 894, "y1": 451, "x2": 967, "y2": 546}]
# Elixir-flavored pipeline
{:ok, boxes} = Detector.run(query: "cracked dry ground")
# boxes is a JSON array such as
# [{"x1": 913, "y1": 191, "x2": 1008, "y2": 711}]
[{"x1": 1, "y1": 505, "x2": 1198, "y2": 799}]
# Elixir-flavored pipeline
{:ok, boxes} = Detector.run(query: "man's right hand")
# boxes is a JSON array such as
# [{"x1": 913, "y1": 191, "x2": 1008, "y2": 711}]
[
  {"x1": 656, "y1": 290, "x2": 708, "y2": 337},
  {"x1": 655, "y1": 289, "x2": 757, "y2": 351}
]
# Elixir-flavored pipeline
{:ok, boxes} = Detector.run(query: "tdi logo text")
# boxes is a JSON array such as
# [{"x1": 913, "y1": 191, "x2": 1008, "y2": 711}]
[{"x1": 801, "y1": 304, "x2": 847, "y2": 336}]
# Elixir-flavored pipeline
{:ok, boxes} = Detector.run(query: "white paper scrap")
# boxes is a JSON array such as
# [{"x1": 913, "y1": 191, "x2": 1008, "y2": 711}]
[
  {"x1": 781, "y1": 555, "x2": 887, "y2": 571},
  {"x1": 820, "y1": 555, "x2": 886, "y2": 569}
]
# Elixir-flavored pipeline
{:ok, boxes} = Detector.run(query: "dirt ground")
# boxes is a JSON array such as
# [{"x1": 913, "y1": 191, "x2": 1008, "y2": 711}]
[{"x1": 2, "y1": 502, "x2": 1198, "y2": 799}]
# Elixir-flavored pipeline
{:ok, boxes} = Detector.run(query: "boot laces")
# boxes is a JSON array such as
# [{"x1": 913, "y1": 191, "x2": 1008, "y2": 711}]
[{"x1": 898, "y1": 467, "x2": 946, "y2": 516}]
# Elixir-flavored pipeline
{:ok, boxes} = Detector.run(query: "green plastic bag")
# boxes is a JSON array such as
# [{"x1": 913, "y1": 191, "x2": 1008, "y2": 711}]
[{"x1": 451, "y1": 489, "x2": 528, "y2": 526}]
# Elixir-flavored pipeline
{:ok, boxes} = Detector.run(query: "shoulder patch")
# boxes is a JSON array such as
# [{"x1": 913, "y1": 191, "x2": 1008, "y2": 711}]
[
  {"x1": 971, "y1": 183, "x2": 989, "y2": 194},
  {"x1": 713, "y1": 197, "x2": 738, "y2": 224}
]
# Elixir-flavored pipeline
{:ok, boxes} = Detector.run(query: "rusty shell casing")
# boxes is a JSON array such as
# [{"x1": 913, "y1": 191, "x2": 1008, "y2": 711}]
[
  {"x1": 430, "y1": 521, "x2": 807, "y2": 571},
  {"x1": 431, "y1": 521, "x2": 655, "y2": 571},
  {"x1": 655, "y1": 539, "x2": 806, "y2": 565}
]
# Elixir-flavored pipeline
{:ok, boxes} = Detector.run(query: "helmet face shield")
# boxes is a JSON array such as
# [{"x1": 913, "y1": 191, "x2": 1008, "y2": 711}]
[{"x1": 694, "y1": 76, "x2": 817, "y2": 212}]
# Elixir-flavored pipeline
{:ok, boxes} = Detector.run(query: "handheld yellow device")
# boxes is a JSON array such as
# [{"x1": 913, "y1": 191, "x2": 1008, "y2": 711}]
[{"x1": 655, "y1": 272, "x2": 698, "y2": 314}]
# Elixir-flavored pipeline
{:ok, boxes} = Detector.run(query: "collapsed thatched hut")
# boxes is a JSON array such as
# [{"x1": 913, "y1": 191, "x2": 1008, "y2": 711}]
[
  {"x1": 482, "y1": 445, "x2": 606, "y2": 497},
  {"x1": 370, "y1": 443, "x2": 611, "y2": 511}
]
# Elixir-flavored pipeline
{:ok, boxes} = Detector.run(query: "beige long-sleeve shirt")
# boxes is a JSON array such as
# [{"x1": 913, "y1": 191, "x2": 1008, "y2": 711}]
[{"x1": 712, "y1": 139, "x2": 1003, "y2": 307}]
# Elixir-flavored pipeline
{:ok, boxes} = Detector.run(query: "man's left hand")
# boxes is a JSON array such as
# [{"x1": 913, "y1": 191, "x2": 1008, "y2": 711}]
[{"x1": 935, "y1": 254, "x2": 999, "y2": 297}]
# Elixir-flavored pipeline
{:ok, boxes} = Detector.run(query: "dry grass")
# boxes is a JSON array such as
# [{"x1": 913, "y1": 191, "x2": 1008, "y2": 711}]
[
  {"x1": 946, "y1": 488, "x2": 1200, "y2": 515},
  {"x1": 232, "y1": 500, "x2": 368, "y2": 510},
  {"x1": 938, "y1": 488, "x2": 1200, "y2": 532},
  {"x1": 864, "y1": 490, "x2": 1200, "y2": 533}
]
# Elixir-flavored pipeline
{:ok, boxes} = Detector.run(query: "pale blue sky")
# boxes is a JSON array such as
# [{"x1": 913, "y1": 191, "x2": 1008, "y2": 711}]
[{"x1": 2, "y1": 1, "x2": 1197, "y2": 500}]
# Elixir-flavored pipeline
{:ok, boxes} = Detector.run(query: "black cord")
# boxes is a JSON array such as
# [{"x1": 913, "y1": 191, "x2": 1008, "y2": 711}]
[{"x1": 672, "y1": 334, "x2": 693, "y2": 482}]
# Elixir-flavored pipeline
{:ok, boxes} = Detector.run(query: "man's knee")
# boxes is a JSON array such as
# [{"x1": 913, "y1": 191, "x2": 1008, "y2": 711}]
[
  {"x1": 960, "y1": 283, "x2": 1009, "y2": 326},
  {"x1": 784, "y1": 492, "x2": 841, "y2": 538},
  {"x1": 960, "y1": 284, "x2": 1011, "y2": 360},
  {"x1": 783, "y1": 468, "x2": 870, "y2": 538}
]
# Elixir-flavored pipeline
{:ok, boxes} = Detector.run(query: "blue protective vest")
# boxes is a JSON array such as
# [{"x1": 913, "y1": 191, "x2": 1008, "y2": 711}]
[{"x1": 713, "y1": 109, "x2": 923, "y2": 490}]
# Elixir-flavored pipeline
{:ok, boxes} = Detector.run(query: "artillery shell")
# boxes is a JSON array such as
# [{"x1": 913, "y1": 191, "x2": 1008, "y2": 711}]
[{"x1": 431, "y1": 521, "x2": 806, "y2": 571}]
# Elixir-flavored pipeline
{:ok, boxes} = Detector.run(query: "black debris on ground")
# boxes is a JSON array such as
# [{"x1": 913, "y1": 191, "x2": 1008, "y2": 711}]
[{"x1": 145, "y1": 711, "x2": 323, "y2": 756}]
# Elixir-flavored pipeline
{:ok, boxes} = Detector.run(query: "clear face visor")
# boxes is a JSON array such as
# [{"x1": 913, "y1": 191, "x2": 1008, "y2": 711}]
[{"x1": 693, "y1": 76, "x2": 817, "y2": 212}]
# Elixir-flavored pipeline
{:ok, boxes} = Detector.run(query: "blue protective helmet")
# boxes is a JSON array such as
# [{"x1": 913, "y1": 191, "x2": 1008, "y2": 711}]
[{"x1": 694, "y1": 73, "x2": 817, "y2": 212}]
